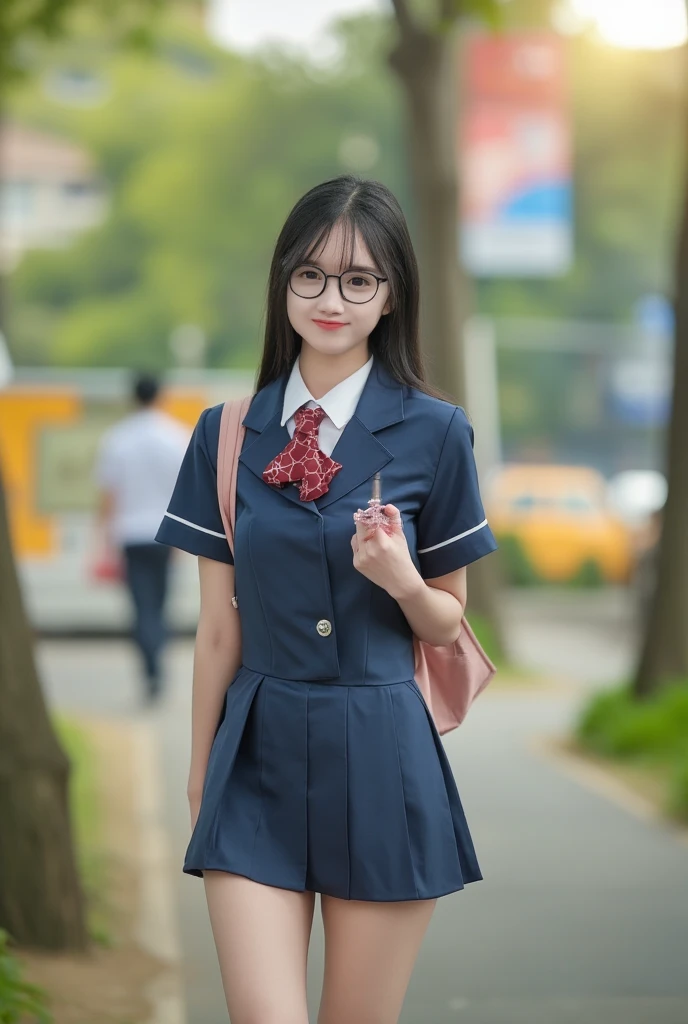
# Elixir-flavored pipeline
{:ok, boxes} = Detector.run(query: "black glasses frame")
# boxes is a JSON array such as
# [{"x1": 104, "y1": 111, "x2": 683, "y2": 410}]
[{"x1": 289, "y1": 264, "x2": 388, "y2": 304}]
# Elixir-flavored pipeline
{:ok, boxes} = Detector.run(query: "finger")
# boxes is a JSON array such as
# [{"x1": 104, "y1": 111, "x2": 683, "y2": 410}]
[
  {"x1": 382, "y1": 504, "x2": 402, "y2": 521},
  {"x1": 354, "y1": 518, "x2": 379, "y2": 542},
  {"x1": 381, "y1": 503, "x2": 403, "y2": 532},
  {"x1": 352, "y1": 532, "x2": 372, "y2": 557}
]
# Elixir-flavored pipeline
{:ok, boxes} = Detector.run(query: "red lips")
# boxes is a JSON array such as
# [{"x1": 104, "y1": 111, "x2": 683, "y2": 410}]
[{"x1": 312, "y1": 320, "x2": 347, "y2": 331}]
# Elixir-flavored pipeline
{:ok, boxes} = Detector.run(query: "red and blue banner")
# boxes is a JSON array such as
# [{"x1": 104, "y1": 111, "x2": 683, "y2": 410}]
[{"x1": 460, "y1": 33, "x2": 573, "y2": 277}]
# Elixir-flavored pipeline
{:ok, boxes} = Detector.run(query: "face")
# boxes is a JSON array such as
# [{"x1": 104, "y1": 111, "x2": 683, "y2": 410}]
[{"x1": 286, "y1": 221, "x2": 392, "y2": 360}]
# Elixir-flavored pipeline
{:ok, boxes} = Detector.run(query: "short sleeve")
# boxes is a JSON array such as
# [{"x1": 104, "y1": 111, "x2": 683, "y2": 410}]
[
  {"x1": 416, "y1": 407, "x2": 498, "y2": 578},
  {"x1": 154, "y1": 406, "x2": 233, "y2": 564}
]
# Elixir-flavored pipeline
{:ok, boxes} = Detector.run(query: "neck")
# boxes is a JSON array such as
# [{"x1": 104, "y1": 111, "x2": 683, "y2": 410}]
[{"x1": 298, "y1": 342, "x2": 370, "y2": 400}]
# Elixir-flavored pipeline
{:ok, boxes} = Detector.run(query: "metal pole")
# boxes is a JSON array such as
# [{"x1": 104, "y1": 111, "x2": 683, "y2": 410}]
[{"x1": 463, "y1": 314, "x2": 502, "y2": 477}]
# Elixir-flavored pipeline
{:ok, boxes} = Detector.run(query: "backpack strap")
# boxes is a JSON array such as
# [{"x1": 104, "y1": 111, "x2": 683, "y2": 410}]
[{"x1": 217, "y1": 395, "x2": 253, "y2": 559}]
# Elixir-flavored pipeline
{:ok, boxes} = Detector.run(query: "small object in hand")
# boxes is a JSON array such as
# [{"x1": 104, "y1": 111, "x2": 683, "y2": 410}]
[{"x1": 353, "y1": 473, "x2": 401, "y2": 535}]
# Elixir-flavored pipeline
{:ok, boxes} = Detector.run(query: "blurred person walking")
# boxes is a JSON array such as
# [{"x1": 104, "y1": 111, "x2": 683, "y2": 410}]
[{"x1": 94, "y1": 373, "x2": 188, "y2": 703}]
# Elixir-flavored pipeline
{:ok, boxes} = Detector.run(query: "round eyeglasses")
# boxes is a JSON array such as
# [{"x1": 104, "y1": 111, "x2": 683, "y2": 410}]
[{"x1": 289, "y1": 264, "x2": 388, "y2": 304}]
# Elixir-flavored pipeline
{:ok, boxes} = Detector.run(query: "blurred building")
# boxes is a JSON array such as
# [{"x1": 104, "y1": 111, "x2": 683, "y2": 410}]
[{"x1": 0, "y1": 121, "x2": 107, "y2": 271}]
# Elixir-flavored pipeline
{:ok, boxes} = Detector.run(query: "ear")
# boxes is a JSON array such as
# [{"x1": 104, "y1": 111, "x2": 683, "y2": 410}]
[{"x1": 381, "y1": 297, "x2": 393, "y2": 316}]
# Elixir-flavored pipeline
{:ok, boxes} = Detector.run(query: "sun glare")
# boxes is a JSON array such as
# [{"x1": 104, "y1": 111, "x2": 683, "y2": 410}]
[{"x1": 569, "y1": 0, "x2": 688, "y2": 50}]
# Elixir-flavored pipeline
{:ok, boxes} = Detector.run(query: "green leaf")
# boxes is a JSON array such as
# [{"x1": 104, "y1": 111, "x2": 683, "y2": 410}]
[
  {"x1": 436, "y1": 0, "x2": 504, "y2": 33},
  {"x1": 0, "y1": 929, "x2": 52, "y2": 1023},
  {"x1": 461, "y1": 0, "x2": 504, "y2": 29}
]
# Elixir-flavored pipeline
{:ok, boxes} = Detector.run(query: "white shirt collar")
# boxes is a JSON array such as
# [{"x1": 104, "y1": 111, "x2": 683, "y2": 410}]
[{"x1": 281, "y1": 354, "x2": 374, "y2": 429}]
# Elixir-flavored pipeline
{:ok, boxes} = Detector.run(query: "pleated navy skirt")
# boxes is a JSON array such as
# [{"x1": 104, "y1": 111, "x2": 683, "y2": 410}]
[{"x1": 184, "y1": 666, "x2": 483, "y2": 902}]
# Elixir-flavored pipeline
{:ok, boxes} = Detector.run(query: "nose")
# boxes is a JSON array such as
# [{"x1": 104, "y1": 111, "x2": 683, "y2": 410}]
[{"x1": 316, "y1": 276, "x2": 345, "y2": 316}]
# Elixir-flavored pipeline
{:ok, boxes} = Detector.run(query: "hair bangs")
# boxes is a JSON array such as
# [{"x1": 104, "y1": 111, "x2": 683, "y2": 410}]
[{"x1": 298, "y1": 214, "x2": 359, "y2": 274}]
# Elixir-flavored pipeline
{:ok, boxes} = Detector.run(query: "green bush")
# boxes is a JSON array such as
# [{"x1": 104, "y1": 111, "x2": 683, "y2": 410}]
[
  {"x1": 0, "y1": 929, "x2": 52, "y2": 1023},
  {"x1": 496, "y1": 533, "x2": 540, "y2": 586},
  {"x1": 577, "y1": 680, "x2": 688, "y2": 822},
  {"x1": 576, "y1": 685, "x2": 630, "y2": 751},
  {"x1": 668, "y1": 754, "x2": 688, "y2": 822},
  {"x1": 577, "y1": 681, "x2": 688, "y2": 759},
  {"x1": 569, "y1": 558, "x2": 605, "y2": 589}
]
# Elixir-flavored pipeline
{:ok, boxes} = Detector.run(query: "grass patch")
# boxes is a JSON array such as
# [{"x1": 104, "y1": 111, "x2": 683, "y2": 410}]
[
  {"x1": 52, "y1": 716, "x2": 112, "y2": 946},
  {"x1": 15, "y1": 719, "x2": 164, "y2": 1024},
  {"x1": 575, "y1": 680, "x2": 688, "y2": 823},
  {"x1": 0, "y1": 929, "x2": 51, "y2": 1023}
]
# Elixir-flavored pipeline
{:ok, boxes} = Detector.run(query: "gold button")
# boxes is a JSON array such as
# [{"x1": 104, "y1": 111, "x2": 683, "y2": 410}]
[{"x1": 316, "y1": 619, "x2": 332, "y2": 637}]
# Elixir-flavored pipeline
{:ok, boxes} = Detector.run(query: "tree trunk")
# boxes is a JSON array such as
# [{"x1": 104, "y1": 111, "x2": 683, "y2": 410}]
[
  {"x1": 389, "y1": 19, "x2": 469, "y2": 398},
  {"x1": 0, "y1": 463, "x2": 88, "y2": 949},
  {"x1": 389, "y1": 9, "x2": 505, "y2": 652},
  {"x1": 633, "y1": 108, "x2": 688, "y2": 696}
]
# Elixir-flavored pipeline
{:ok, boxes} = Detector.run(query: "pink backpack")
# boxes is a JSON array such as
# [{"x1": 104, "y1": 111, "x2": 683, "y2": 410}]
[{"x1": 217, "y1": 397, "x2": 496, "y2": 734}]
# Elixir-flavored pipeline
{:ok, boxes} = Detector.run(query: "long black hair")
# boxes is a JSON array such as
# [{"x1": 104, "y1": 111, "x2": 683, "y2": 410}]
[{"x1": 255, "y1": 175, "x2": 449, "y2": 400}]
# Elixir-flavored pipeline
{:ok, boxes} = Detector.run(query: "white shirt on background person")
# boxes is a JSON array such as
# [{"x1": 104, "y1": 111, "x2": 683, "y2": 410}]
[{"x1": 95, "y1": 406, "x2": 189, "y2": 546}]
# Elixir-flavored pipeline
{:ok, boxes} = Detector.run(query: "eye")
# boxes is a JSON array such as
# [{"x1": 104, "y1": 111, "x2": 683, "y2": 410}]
[{"x1": 344, "y1": 273, "x2": 375, "y2": 288}]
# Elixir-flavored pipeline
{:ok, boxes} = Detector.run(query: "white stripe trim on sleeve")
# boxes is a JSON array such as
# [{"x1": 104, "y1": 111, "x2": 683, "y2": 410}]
[
  {"x1": 163, "y1": 511, "x2": 226, "y2": 539},
  {"x1": 417, "y1": 518, "x2": 489, "y2": 554}
]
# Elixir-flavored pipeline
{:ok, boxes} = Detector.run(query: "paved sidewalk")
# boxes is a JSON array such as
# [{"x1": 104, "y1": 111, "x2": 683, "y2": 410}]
[{"x1": 39, "y1": 634, "x2": 688, "y2": 1024}]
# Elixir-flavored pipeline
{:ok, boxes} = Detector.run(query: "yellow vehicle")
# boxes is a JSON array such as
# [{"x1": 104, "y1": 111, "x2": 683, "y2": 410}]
[{"x1": 486, "y1": 464, "x2": 633, "y2": 585}]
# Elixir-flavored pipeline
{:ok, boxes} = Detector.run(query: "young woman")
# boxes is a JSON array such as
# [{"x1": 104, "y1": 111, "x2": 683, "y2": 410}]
[{"x1": 156, "y1": 175, "x2": 498, "y2": 1024}]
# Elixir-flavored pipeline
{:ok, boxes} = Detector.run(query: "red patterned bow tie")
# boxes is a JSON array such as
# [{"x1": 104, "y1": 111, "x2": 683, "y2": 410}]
[{"x1": 262, "y1": 404, "x2": 343, "y2": 501}]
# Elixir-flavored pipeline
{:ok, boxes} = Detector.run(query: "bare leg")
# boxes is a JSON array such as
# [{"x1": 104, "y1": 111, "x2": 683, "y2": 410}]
[
  {"x1": 204, "y1": 871, "x2": 316, "y2": 1024},
  {"x1": 317, "y1": 894, "x2": 437, "y2": 1024}
]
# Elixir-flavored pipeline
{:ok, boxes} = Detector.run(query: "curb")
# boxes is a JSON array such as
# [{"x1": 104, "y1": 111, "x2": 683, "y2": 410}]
[
  {"x1": 132, "y1": 719, "x2": 188, "y2": 1024},
  {"x1": 530, "y1": 733, "x2": 688, "y2": 849}
]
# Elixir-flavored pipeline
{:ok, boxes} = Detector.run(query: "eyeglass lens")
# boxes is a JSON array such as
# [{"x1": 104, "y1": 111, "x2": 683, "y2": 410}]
[{"x1": 290, "y1": 265, "x2": 379, "y2": 303}]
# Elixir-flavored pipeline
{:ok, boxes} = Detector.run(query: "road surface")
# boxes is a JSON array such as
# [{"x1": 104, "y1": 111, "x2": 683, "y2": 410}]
[{"x1": 38, "y1": 589, "x2": 688, "y2": 1023}]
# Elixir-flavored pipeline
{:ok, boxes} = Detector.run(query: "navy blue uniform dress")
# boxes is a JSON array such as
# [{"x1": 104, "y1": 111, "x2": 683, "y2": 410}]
[{"x1": 155, "y1": 358, "x2": 498, "y2": 902}]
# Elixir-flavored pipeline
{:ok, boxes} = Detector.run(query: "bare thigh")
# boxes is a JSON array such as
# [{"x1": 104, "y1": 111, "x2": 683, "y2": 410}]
[
  {"x1": 317, "y1": 894, "x2": 437, "y2": 1024},
  {"x1": 204, "y1": 871, "x2": 316, "y2": 1024}
]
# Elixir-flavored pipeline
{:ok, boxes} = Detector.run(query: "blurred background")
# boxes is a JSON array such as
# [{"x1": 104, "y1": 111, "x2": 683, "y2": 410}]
[{"x1": 1, "y1": 2, "x2": 688, "y2": 1023}]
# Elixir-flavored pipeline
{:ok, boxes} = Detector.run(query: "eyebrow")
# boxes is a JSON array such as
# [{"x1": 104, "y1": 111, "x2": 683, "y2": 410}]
[
  {"x1": 306, "y1": 261, "x2": 381, "y2": 275},
  {"x1": 347, "y1": 264, "x2": 381, "y2": 274}
]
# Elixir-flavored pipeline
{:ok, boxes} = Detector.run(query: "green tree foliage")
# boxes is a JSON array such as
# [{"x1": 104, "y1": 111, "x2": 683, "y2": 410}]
[
  {"x1": 6, "y1": 4, "x2": 685, "y2": 368},
  {"x1": 0, "y1": 0, "x2": 166, "y2": 84},
  {"x1": 8, "y1": 12, "x2": 409, "y2": 368}
]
